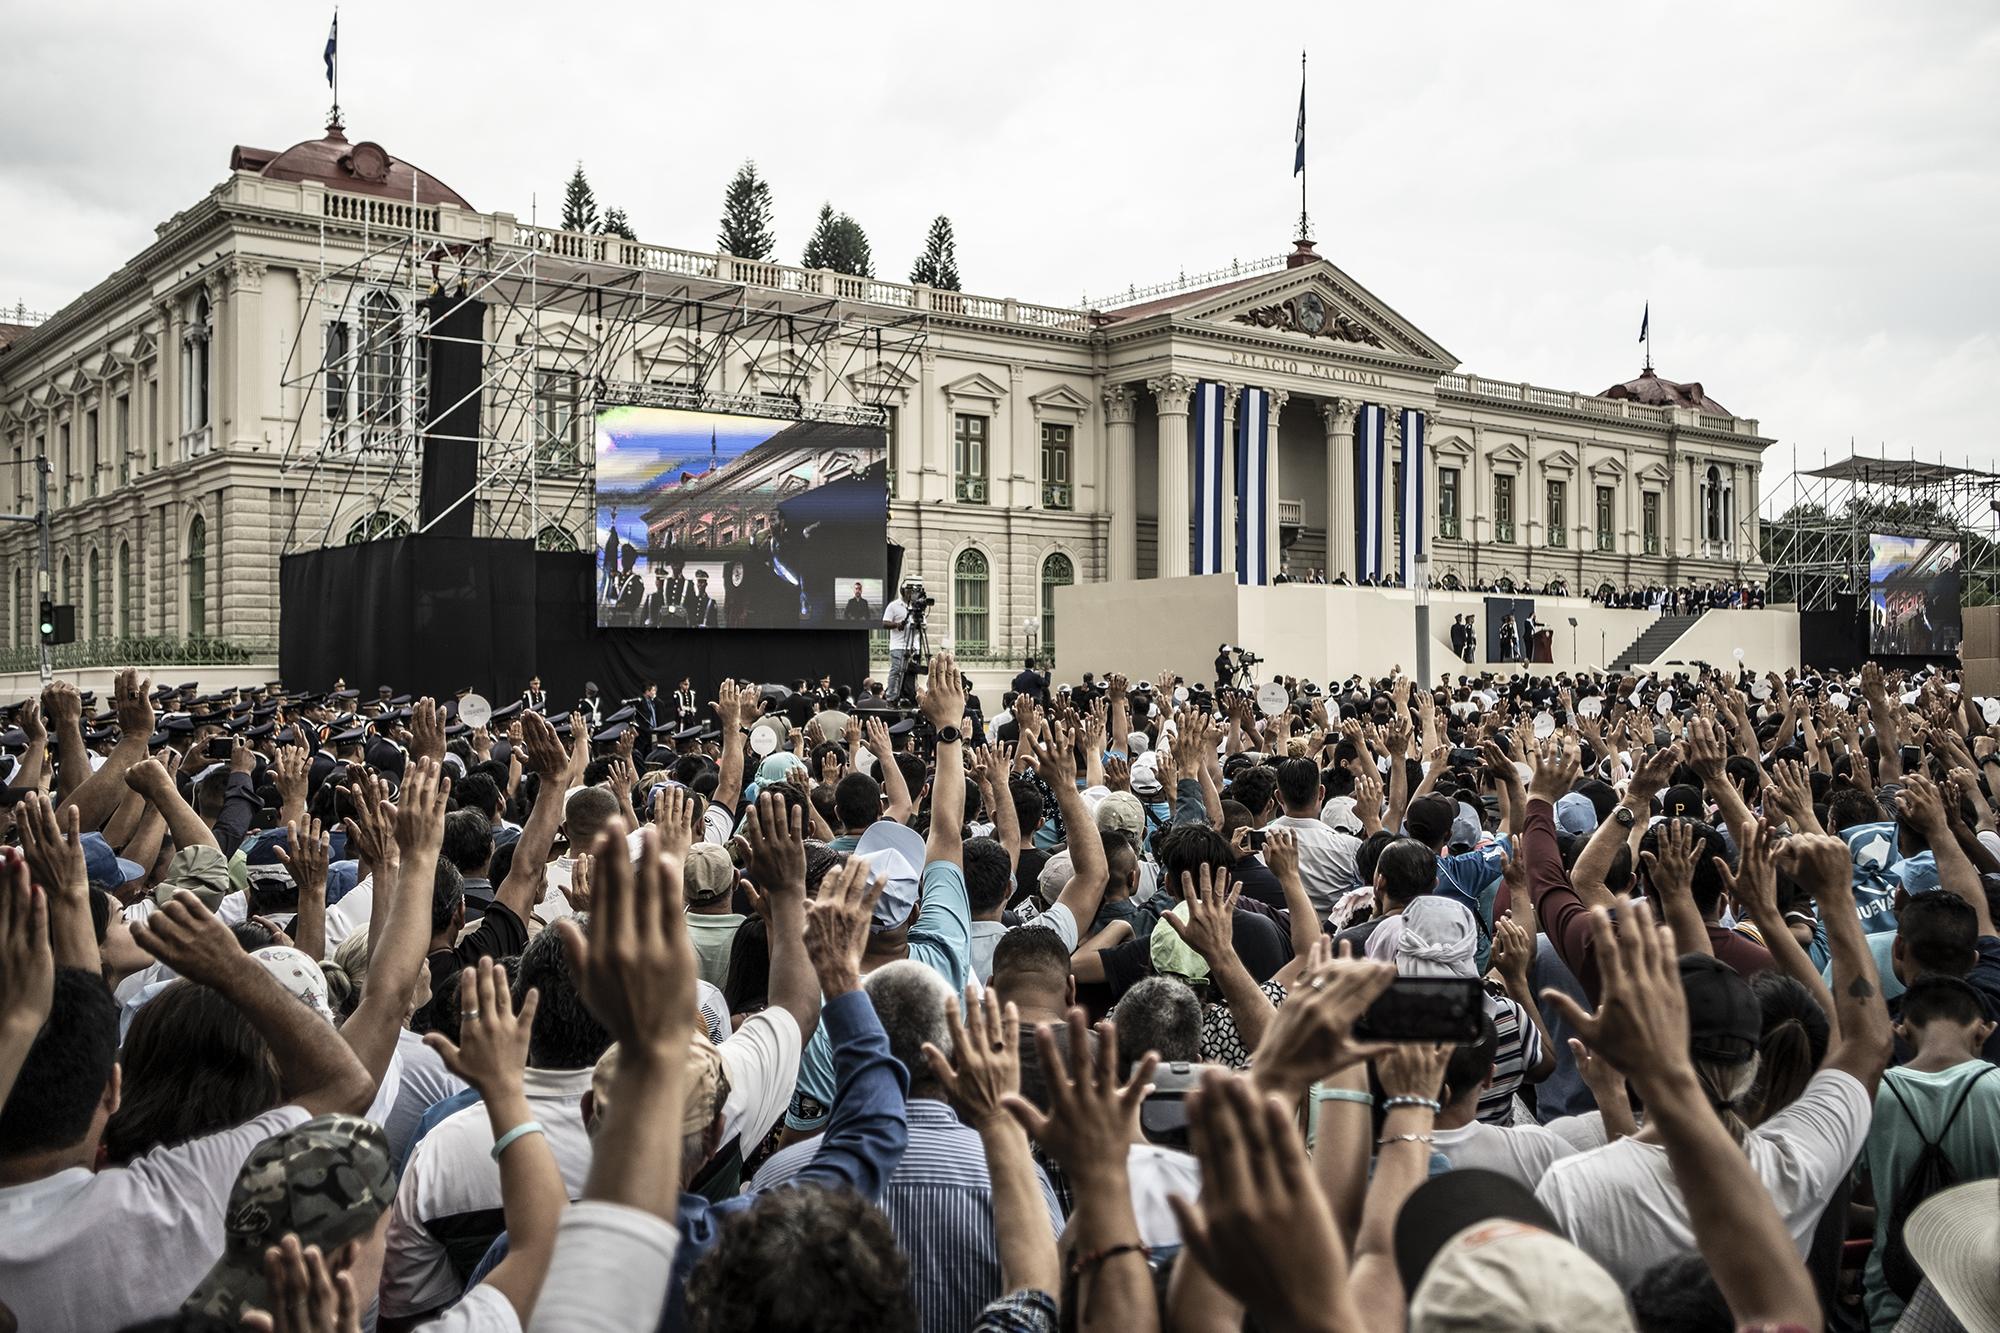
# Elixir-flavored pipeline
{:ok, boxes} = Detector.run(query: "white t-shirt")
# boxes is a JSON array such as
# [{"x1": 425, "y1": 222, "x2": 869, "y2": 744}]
[
  {"x1": 1265, "y1": 814, "x2": 1360, "y2": 918},
  {"x1": 527, "y1": 1202, "x2": 681, "y2": 1333},
  {"x1": 1430, "y1": 1119, "x2": 1577, "y2": 1187},
  {"x1": 1535, "y1": 1068, "x2": 1873, "y2": 1286},
  {"x1": 385, "y1": 1027, "x2": 469, "y2": 1163},
  {"x1": 1123, "y1": 1143, "x2": 1201, "y2": 1249},
  {"x1": 883, "y1": 598, "x2": 915, "y2": 651},
  {"x1": 380, "y1": 1066, "x2": 597, "y2": 1319},
  {"x1": 717, "y1": 1008, "x2": 803, "y2": 1150},
  {"x1": 970, "y1": 903, "x2": 1079, "y2": 984},
  {"x1": 0, "y1": 1105, "x2": 310, "y2": 1333},
  {"x1": 418, "y1": 1282, "x2": 521, "y2": 1332}
]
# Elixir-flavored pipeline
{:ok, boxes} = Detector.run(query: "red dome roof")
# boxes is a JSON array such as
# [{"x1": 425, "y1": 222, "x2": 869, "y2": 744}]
[
  {"x1": 230, "y1": 122, "x2": 472, "y2": 209},
  {"x1": 1601, "y1": 367, "x2": 1732, "y2": 417}
]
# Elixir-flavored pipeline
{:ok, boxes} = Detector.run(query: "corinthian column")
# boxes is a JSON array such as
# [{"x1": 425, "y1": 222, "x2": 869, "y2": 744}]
[
  {"x1": 1265, "y1": 390, "x2": 1289, "y2": 578},
  {"x1": 1322, "y1": 398, "x2": 1357, "y2": 580},
  {"x1": 1102, "y1": 384, "x2": 1139, "y2": 581},
  {"x1": 1147, "y1": 374, "x2": 1195, "y2": 579}
]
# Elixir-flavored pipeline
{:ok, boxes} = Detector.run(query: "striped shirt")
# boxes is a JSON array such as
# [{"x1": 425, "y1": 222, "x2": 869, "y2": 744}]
[
  {"x1": 1478, "y1": 991, "x2": 1543, "y2": 1126},
  {"x1": 753, "y1": 1098, "x2": 1063, "y2": 1333}
]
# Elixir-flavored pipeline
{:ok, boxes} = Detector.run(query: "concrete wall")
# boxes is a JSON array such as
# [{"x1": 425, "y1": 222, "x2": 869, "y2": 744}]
[
  {"x1": 1051, "y1": 578, "x2": 1800, "y2": 685},
  {"x1": 0, "y1": 662, "x2": 278, "y2": 702}
]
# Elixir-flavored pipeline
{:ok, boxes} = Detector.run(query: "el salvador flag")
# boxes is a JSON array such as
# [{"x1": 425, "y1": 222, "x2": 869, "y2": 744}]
[
  {"x1": 1293, "y1": 80, "x2": 1306, "y2": 175},
  {"x1": 324, "y1": 14, "x2": 338, "y2": 88}
]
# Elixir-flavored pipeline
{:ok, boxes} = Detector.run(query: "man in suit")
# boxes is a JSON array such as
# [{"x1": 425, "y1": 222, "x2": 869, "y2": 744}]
[{"x1": 1448, "y1": 616, "x2": 1467, "y2": 662}]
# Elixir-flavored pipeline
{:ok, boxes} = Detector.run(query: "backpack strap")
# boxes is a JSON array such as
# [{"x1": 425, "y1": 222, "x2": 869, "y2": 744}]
[
  {"x1": 1936, "y1": 1064, "x2": 1996, "y2": 1139},
  {"x1": 1885, "y1": 1064, "x2": 1995, "y2": 1147}
]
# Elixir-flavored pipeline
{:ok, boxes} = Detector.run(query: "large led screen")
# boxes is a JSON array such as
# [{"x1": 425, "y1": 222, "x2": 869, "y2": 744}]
[
  {"x1": 594, "y1": 406, "x2": 887, "y2": 630},
  {"x1": 1868, "y1": 533, "x2": 1961, "y2": 656}
]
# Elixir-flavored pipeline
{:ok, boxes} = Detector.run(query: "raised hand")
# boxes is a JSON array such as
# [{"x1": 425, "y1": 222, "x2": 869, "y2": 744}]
[
  {"x1": 1490, "y1": 914, "x2": 1536, "y2": 993},
  {"x1": 740, "y1": 791, "x2": 804, "y2": 898},
  {"x1": 273, "y1": 745, "x2": 310, "y2": 816},
  {"x1": 1003, "y1": 1008, "x2": 1156, "y2": 1182},
  {"x1": 131, "y1": 890, "x2": 250, "y2": 989},
  {"x1": 112, "y1": 667, "x2": 155, "y2": 743},
  {"x1": 1528, "y1": 731, "x2": 1581, "y2": 804},
  {"x1": 273, "y1": 817, "x2": 331, "y2": 901},
  {"x1": 339, "y1": 768, "x2": 396, "y2": 871},
  {"x1": 1715, "y1": 818, "x2": 1779, "y2": 923},
  {"x1": 1248, "y1": 939, "x2": 1396, "y2": 1100},
  {"x1": 801, "y1": 857, "x2": 885, "y2": 997},
  {"x1": 408, "y1": 697, "x2": 445, "y2": 766},
  {"x1": 922, "y1": 983, "x2": 1020, "y2": 1129},
  {"x1": 0, "y1": 858, "x2": 54, "y2": 1059},
  {"x1": 16, "y1": 793, "x2": 87, "y2": 908},
  {"x1": 1169, "y1": 1070, "x2": 1352, "y2": 1329},
  {"x1": 1538, "y1": 899, "x2": 1690, "y2": 1098},
  {"x1": 237, "y1": 1234, "x2": 362, "y2": 1333},
  {"x1": 1163, "y1": 863, "x2": 1239, "y2": 966},
  {"x1": 918, "y1": 650, "x2": 967, "y2": 729},
  {"x1": 423, "y1": 957, "x2": 539, "y2": 1100},
  {"x1": 1029, "y1": 719, "x2": 1079, "y2": 789},
  {"x1": 518, "y1": 711, "x2": 568, "y2": 778},
  {"x1": 1639, "y1": 817, "x2": 1699, "y2": 904},
  {"x1": 563, "y1": 850, "x2": 593, "y2": 913},
  {"x1": 558, "y1": 821, "x2": 697, "y2": 1060},
  {"x1": 393, "y1": 757, "x2": 451, "y2": 862}
]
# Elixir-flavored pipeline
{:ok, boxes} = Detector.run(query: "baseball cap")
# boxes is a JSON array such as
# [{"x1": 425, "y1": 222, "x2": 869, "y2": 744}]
[
  {"x1": 854, "y1": 819, "x2": 926, "y2": 931},
  {"x1": 684, "y1": 842, "x2": 736, "y2": 906},
  {"x1": 1680, "y1": 953, "x2": 1762, "y2": 1064},
  {"x1": 1321, "y1": 795, "x2": 1363, "y2": 835},
  {"x1": 79, "y1": 832, "x2": 145, "y2": 893},
  {"x1": 182, "y1": 1114, "x2": 396, "y2": 1322},
  {"x1": 1036, "y1": 849, "x2": 1075, "y2": 904},
  {"x1": 1394, "y1": 1170, "x2": 1560, "y2": 1296},
  {"x1": 1553, "y1": 791, "x2": 1599, "y2": 838},
  {"x1": 591, "y1": 1036, "x2": 730, "y2": 1138},
  {"x1": 1408, "y1": 1219, "x2": 1634, "y2": 1332},
  {"x1": 251, "y1": 946, "x2": 335, "y2": 1024},
  {"x1": 1095, "y1": 791, "x2": 1144, "y2": 842},
  {"x1": 1150, "y1": 904, "x2": 1209, "y2": 984},
  {"x1": 1128, "y1": 755, "x2": 1164, "y2": 798}
]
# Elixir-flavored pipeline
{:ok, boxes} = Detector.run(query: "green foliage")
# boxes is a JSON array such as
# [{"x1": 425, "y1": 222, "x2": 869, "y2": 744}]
[
  {"x1": 910, "y1": 215, "x2": 961, "y2": 290},
  {"x1": 802, "y1": 203, "x2": 874, "y2": 277},
  {"x1": 561, "y1": 163, "x2": 598, "y2": 234},
  {"x1": 601, "y1": 207, "x2": 636, "y2": 240},
  {"x1": 718, "y1": 161, "x2": 776, "y2": 260}
]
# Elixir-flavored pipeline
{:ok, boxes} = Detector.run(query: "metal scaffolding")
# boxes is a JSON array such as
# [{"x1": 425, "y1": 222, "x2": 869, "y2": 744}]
[
  {"x1": 273, "y1": 214, "x2": 927, "y2": 555},
  {"x1": 1763, "y1": 449, "x2": 2000, "y2": 610}
]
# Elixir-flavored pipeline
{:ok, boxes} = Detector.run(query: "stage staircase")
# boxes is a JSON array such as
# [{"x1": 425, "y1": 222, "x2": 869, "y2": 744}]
[{"x1": 1607, "y1": 613, "x2": 1703, "y2": 671}]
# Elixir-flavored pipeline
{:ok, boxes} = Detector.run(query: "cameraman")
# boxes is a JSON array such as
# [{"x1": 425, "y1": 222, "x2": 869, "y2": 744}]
[{"x1": 884, "y1": 580, "x2": 922, "y2": 699}]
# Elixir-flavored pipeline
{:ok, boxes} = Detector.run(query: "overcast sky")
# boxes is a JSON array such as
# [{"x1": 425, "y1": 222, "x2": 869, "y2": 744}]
[{"x1": 4, "y1": 2, "x2": 1995, "y2": 508}]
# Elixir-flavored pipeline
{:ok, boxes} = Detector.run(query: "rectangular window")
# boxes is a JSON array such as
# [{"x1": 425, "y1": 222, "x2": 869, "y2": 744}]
[
  {"x1": 147, "y1": 379, "x2": 159, "y2": 472},
  {"x1": 1546, "y1": 479, "x2": 1567, "y2": 548},
  {"x1": 1495, "y1": 474, "x2": 1515, "y2": 543},
  {"x1": 8, "y1": 442, "x2": 19, "y2": 512},
  {"x1": 954, "y1": 413, "x2": 988, "y2": 504},
  {"x1": 1438, "y1": 467, "x2": 1461, "y2": 539},
  {"x1": 59, "y1": 424, "x2": 71, "y2": 506},
  {"x1": 536, "y1": 369, "x2": 579, "y2": 466},
  {"x1": 1643, "y1": 491, "x2": 1661, "y2": 555},
  {"x1": 1040, "y1": 423, "x2": 1072, "y2": 509},
  {"x1": 1391, "y1": 461, "x2": 1404, "y2": 542},
  {"x1": 1595, "y1": 484, "x2": 1614, "y2": 552},
  {"x1": 324, "y1": 323, "x2": 349, "y2": 429},
  {"x1": 116, "y1": 395, "x2": 131, "y2": 486},
  {"x1": 85, "y1": 410, "x2": 99, "y2": 498}
]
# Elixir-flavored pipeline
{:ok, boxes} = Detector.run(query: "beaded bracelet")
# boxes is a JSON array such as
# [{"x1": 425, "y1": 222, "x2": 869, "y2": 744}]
[
  {"x1": 1381, "y1": 1095, "x2": 1442, "y2": 1114},
  {"x1": 490, "y1": 1121, "x2": 546, "y2": 1160},
  {"x1": 1312, "y1": 1086, "x2": 1375, "y2": 1106},
  {"x1": 1378, "y1": 1132, "x2": 1435, "y2": 1147}
]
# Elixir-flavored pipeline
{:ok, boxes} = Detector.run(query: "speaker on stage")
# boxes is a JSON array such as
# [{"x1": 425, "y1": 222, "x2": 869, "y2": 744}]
[{"x1": 419, "y1": 291, "x2": 485, "y2": 537}]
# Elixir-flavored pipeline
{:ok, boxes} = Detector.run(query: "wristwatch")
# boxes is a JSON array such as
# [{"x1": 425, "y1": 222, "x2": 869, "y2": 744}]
[
  {"x1": 935, "y1": 725, "x2": 962, "y2": 745},
  {"x1": 1613, "y1": 804, "x2": 1637, "y2": 828}
]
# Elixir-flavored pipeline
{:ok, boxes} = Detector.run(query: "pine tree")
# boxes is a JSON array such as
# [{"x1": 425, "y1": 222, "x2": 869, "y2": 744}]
[
  {"x1": 561, "y1": 163, "x2": 598, "y2": 234},
  {"x1": 601, "y1": 206, "x2": 636, "y2": 240},
  {"x1": 717, "y1": 160, "x2": 776, "y2": 259},
  {"x1": 802, "y1": 203, "x2": 838, "y2": 270},
  {"x1": 910, "y1": 215, "x2": 961, "y2": 290}
]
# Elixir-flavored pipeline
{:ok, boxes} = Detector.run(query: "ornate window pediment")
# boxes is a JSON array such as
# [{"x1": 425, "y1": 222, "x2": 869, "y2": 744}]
[
  {"x1": 635, "y1": 334, "x2": 706, "y2": 382},
  {"x1": 845, "y1": 359, "x2": 916, "y2": 405},
  {"x1": 943, "y1": 371, "x2": 1009, "y2": 406},
  {"x1": 744, "y1": 348, "x2": 814, "y2": 392},
  {"x1": 1028, "y1": 383, "x2": 1091, "y2": 422},
  {"x1": 1486, "y1": 440, "x2": 1530, "y2": 468},
  {"x1": 1431, "y1": 432, "x2": 1473, "y2": 461},
  {"x1": 1541, "y1": 446, "x2": 1580, "y2": 475},
  {"x1": 1638, "y1": 461, "x2": 1672, "y2": 485},
  {"x1": 1588, "y1": 454, "x2": 1628, "y2": 480}
]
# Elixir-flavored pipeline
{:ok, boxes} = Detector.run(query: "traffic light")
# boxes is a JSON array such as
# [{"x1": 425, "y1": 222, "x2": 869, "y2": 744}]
[{"x1": 38, "y1": 601, "x2": 74, "y2": 646}]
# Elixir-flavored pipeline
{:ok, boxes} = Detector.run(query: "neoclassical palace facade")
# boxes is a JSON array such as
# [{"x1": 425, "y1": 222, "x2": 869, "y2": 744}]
[{"x1": 0, "y1": 118, "x2": 1772, "y2": 668}]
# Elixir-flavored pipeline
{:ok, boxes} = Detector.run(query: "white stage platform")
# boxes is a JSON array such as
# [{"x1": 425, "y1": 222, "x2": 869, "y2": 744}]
[{"x1": 1049, "y1": 576, "x2": 1800, "y2": 685}]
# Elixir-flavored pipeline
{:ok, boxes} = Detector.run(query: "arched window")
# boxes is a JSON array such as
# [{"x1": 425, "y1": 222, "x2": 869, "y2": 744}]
[
  {"x1": 952, "y1": 548, "x2": 989, "y2": 656},
  {"x1": 1705, "y1": 464, "x2": 1723, "y2": 544},
  {"x1": 362, "y1": 291, "x2": 402, "y2": 432},
  {"x1": 118, "y1": 542, "x2": 133, "y2": 636},
  {"x1": 187, "y1": 515, "x2": 207, "y2": 637},
  {"x1": 86, "y1": 549, "x2": 99, "y2": 640},
  {"x1": 1039, "y1": 552, "x2": 1073, "y2": 657},
  {"x1": 535, "y1": 525, "x2": 578, "y2": 552},
  {"x1": 182, "y1": 291, "x2": 212, "y2": 437},
  {"x1": 344, "y1": 510, "x2": 410, "y2": 544},
  {"x1": 60, "y1": 554, "x2": 71, "y2": 606},
  {"x1": 10, "y1": 568, "x2": 19, "y2": 649}
]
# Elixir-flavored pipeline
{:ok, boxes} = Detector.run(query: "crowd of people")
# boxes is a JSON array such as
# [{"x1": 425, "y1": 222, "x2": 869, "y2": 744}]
[
  {"x1": 1592, "y1": 582, "x2": 1772, "y2": 612},
  {"x1": 0, "y1": 653, "x2": 1996, "y2": 1333}
]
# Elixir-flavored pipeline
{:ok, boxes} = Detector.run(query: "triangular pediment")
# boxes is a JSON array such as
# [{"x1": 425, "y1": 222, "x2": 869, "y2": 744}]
[
  {"x1": 942, "y1": 371, "x2": 1009, "y2": 403},
  {"x1": 1589, "y1": 455, "x2": 1628, "y2": 479},
  {"x1": 63, "y1": 368, "x2": 93, "y2": 396},
  {"x1": 1638, "y1": 461, "x2": 1672, "y2": 485},
  {"x1": 1168, "y1": 260, "x2": 1457, "y2": 370},
  {"x1": 744, "y1": 348, "x2": 815, "y2": 388},
  {"x1": 1431, "y1": 432, "x2": 1473, "y2": 460},
  {"x1": 845, "y1": 359, "x2": 916, "y2": 403},
  {"x1": 129, "y1": 331, "x2": 159, "y2": 362},
  {"x1": 1029, "y1": 383, "x2": 1092, "y2": 416},
  {"x1": 1488, "y1": 441, "x2": 1530, "y2": 467},
  {"x1": 1542, "y1": 446, "x2": 1580, "y2": 474}
]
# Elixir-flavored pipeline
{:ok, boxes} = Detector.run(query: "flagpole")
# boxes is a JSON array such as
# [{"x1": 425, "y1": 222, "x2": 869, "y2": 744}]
[{"x1": 1298, "y1": 49, "x2": 1309, "y2": 241}]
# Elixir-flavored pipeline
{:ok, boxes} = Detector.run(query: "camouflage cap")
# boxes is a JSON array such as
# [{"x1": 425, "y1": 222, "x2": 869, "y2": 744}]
[{"x1": 182, "y1": 1113, "x2": 396, "y2": 1321}]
